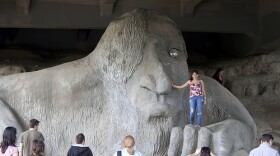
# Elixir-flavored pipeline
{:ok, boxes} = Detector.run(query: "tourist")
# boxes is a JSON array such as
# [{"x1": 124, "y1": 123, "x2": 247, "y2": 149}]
[
  {"x1": 19, "y1": 119, "x2": 45, "y2": 156},
  {"x1": 0, "y1": 127, "x2": 19, "y2": 156},
  {"x1": 188, "y1": 146, "x2": 215, "y2": 156},
  {"x1": 212, "y1": 68, "x2": 224, "y2": 85},
  {"x1": 200, "y1": 147, "x2": 213, "y2": 156},
  {"x1": 114, "y1": 135, "x2": 142, "y2": 156},
  {"x1": 249, "y1": 134, "x2": 279, "y2": 156},
  {"x1": 172, "y1": 70, "x2": 207, "y2": 127},
  {"x1": 31, "y1": 140, "x2": 44, "y2": 156},
  {"x1": 67, "y1": 133, "x2": 93, "y2": 156}
]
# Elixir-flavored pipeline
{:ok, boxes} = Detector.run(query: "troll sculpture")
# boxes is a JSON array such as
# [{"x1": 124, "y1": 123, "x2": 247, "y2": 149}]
[{"x1": 0, "y1": 9, "x2": 256, "y2": 156}]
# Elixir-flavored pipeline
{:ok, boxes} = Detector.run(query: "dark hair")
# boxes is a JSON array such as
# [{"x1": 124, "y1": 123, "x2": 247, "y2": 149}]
[
  {"x1": 75, "y1": 133, "x2": 85, "y2": 144},
  {"x1": 29, "y1": 119, "x2": 40, "y2": 128},
  {"x1": 32, "y1": 140, "x2": 45, "y2": 156},
  {"x1": 213, "y1": 68, "x2": 224, "y2": 83},
  {"x1": 261, "y1": 134, "x2": 274, "y2": 142},
  {"x1": 200, "y1": 147, "x2": 211, "y2": 156},
  {"x1": 190, "y1": 70, "x2": 199, "y2": 81},
  {"x1": 0, "y1": 127, "x2": 17, "y2": 154}
]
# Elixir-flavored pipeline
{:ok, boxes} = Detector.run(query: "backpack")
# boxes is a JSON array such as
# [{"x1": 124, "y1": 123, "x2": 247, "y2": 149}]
[{"x1": 117, "y1": 151, "x2": 122, "y2": 156}]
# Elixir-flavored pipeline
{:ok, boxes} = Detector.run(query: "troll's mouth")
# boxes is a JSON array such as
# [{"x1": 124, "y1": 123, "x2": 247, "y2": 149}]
[{"x1": 145, "y1": 103, "x2": 174, "y2": 123}]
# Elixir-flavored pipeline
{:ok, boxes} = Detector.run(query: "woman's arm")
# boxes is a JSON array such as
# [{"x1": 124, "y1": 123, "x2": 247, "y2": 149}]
[
  {"x1": 172, "y1": 80, "x2": 190, "y2": 89},
  {"x1": 187, "y1": 148, "x2": 200, "y2": 156},
  {"x1": 200, "y1": 80, "x2": 207, "y2": 104},
  {"x1": 12, "y1": 152, "x2": 19, "y2": 156}
]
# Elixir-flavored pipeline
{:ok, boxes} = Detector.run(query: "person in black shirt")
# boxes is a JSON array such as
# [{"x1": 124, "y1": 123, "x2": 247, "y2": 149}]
[{"x1": 67, "y1": 133, "x2": 93, "y2": 156}]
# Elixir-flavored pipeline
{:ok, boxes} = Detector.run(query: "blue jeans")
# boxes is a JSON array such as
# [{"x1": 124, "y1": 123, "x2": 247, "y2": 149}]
[{"x1": 189, "y1": 96, "x2": 204, "y2": 126}]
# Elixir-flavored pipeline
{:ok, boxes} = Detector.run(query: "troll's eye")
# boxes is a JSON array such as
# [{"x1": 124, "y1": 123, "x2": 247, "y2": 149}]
[{"x1": 168, "y1": 48, "x2": 180, "y2": 58}]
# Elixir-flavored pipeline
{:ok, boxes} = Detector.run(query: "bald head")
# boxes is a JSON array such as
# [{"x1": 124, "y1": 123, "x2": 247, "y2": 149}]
[
  {"x1": 123, "y1": 135, "x2": 135, "y2": 147},
  {"x1": 123, "y1": 135, "x2": 136, "y2": 155}
]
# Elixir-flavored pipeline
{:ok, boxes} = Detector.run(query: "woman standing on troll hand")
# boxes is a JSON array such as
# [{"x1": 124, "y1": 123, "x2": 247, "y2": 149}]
[{"x1": 172, "y1": 70, "x2": 206, "y2": 127}]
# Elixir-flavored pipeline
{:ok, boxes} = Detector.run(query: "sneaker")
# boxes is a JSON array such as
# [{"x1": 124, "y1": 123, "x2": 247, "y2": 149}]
[
  {"x1": 195, "y1": 125, "x2": 201, "y2": 129},
  {"x1": 188, "y1": 124, "x2": 194, "y2": 127}
]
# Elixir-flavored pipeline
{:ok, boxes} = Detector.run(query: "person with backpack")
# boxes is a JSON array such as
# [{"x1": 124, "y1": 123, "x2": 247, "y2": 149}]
[{"x1": 114, "y1": 135, "x2": 141, "y2": 156}]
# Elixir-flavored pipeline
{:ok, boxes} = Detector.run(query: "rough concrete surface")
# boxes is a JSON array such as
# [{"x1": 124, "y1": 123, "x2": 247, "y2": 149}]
[
  {"x1": 168, "y1": 76, "x2": 256, "y2": 156},
  {"x1": 192, "y1": 49, "x2": 280, "y2": 153},
  {"x1": 0, "y1": 9, "x2": 256, "y2": 156}
]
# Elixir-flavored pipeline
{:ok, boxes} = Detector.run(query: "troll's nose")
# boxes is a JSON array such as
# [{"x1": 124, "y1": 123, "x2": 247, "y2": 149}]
[
  {"x1": 156, "y1": 72, "x2": 172, "y2": 94},
  {"x1": 140, "y1": 72, "x2": 172, "y2": 95}
]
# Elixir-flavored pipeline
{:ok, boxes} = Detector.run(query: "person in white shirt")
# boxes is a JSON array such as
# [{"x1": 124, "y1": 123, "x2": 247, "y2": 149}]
[
  {"x1": 114, "y1": 135, "x2": 142, "y2": 156},
  {"x1": 249, "y1": 134, "x2": 279, "y2": 156}
]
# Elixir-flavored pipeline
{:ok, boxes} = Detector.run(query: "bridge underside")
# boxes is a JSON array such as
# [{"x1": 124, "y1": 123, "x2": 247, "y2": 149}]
[{"x1": 0, "y1": 0, "x2": 280, "y2": 56}]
